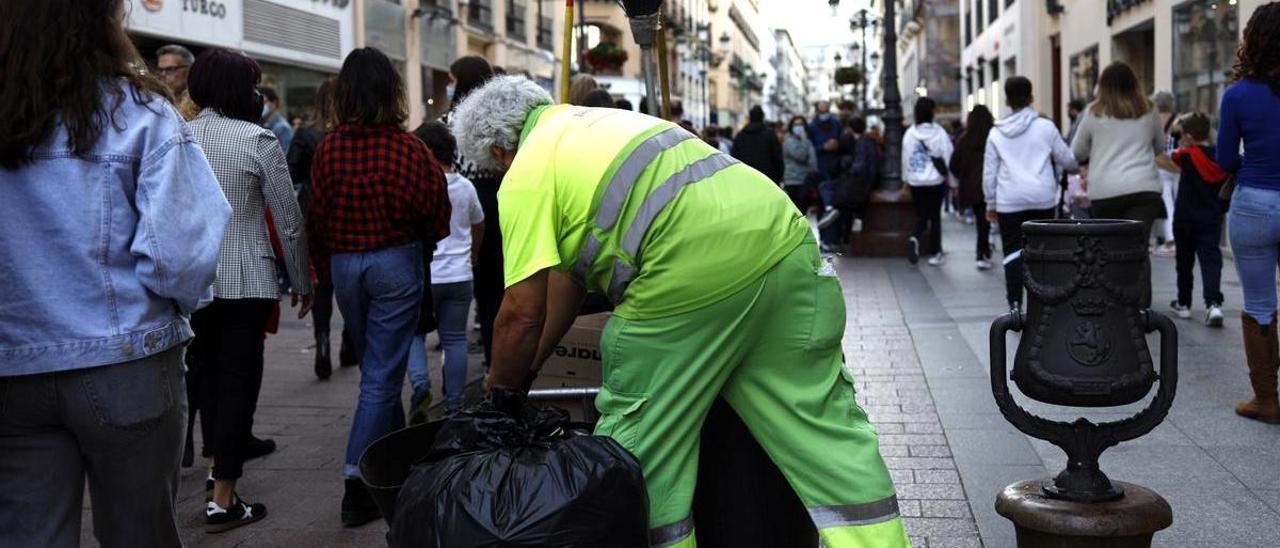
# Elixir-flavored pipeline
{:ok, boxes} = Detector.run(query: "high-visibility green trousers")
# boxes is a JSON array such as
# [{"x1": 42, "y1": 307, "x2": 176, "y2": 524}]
[{"x1": 593, "y1": 238, "x2": 910, "y2": 547}]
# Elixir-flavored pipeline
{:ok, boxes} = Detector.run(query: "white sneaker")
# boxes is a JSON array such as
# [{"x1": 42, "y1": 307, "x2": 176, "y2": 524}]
[
  {"x1": 1154, "y1": 242, "x2": 1177, "y2": 258},
  {"x1": 1170, "y1": 300, "x2": 1192, "y2": 319},
  {"x1": 907, "y1": 237, "x2": 920, "y2": 265},
  {"x1": 928, "y1": 253, "x2": 946, "y2": 266},
  {"x1": 852, "y1": 218, "x2": 864, "y2": 233},
  {"x1": 976, "y1": 258, "x2": 993, "y2": 270},
  {"x1": 817, "y1": 207, "x2": 841, "y2": 229},
  {"x1": 1206, "y1": 304, "x2": 1224, "y2": 327}
]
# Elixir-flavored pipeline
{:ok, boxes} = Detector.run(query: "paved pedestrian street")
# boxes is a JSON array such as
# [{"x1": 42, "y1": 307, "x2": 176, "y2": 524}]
[{"x1": 81, "y1": 219, "x2": 1280, "y2": 548}]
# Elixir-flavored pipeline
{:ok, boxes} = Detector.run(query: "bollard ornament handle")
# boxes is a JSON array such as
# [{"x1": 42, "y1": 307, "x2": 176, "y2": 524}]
[{"x1": 987, "y1": 309, "x2": 1179, "y2": 502}]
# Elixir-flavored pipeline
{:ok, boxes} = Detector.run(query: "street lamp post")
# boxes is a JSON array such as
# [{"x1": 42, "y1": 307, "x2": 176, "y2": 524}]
[{"x1": 880, "y1": 0, "x2": 902, "y2": 191}]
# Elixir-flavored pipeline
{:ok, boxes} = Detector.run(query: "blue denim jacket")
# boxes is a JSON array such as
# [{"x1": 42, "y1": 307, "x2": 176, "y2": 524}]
[{"x1": 0, "y1": 85, "x2": 232, "y2": 376}]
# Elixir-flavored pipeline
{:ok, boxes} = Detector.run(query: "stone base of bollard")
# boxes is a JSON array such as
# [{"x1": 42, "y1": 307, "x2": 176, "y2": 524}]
[{"x1": 996, "y1": 479, "x2": 1173, "y2": 548}]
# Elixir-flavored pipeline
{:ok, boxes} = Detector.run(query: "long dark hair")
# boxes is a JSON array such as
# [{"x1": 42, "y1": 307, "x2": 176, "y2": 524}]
[
  {"x1": 335, "y1": 48, "x2": 407, "y2": 127},
  {"x1": 955, "y1": 105, "x2": 994, "y2": 153},
  {"x1": 0, "y1": 0, "x2": 170, "y2": 169},
  {"x1": 188, "y1": 49, "x2": 263, "y2": 123},
  {"x1": 1234, "y1": 3, "x2": 1280, "y2": 97},
  {"x1": 449, "y1": 56, "x2": 494, "y2": 109},
  {"x1": 1090, "y1": 62, "x2": 1151, "y2": 120}
]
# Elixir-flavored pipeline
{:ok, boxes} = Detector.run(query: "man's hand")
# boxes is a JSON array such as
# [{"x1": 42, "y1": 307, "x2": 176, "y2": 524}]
[
  {"x1": 985, "y1": 209, "x2": 999, "y2": 223},
  {"x1": 292, "y1": 292, "x2": 314, "y2": 319},
  {"x1": 824, "y1": 138, "x2": 838, "y2": 152}
]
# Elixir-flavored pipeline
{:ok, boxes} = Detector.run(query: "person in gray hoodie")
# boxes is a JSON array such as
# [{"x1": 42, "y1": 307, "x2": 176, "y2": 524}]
[
  {"x1": 901, "y1": 97, "x2": 955, "y2": 265},
  {"x1": 983, "y1": 77, "x2": 1078, "y2": 311},
  {"x1": 782, "y1": 115, "x2": 817, "y2": 212}
]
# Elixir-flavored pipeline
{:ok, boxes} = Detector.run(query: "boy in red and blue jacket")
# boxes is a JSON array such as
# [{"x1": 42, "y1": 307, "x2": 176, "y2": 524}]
[{"x1": 1168, "y1": 112, "x2": 1229, "y2": 326}]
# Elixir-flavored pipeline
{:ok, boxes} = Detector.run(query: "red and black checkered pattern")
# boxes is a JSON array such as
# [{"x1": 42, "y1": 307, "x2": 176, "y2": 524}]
[{"x1": 309, "y1": 124, "x2": 451, "y2": 278}]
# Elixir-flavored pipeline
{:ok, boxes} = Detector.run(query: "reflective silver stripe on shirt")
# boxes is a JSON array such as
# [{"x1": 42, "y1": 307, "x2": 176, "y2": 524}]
[
  {"x1": 807, "y1": 496, "x2": 901, "y2": 530},
  {"x1": 570, "y1": 126, "x2": 693, "y2": 283},
  {"x1": 649, "y1": 515, "x2": 695, "y2": 547},
  {"x1": 605, "y1": 153, "x2": 740, "y2": 302}
]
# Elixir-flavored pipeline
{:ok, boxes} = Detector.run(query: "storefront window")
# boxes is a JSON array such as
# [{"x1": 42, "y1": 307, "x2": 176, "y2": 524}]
[
  {"x1": 1172, "y1": 1, "x2": 1238, "y2": 123},
  {"x1": 1070, "y1": 45, "x2": 1099, "y2": 105}
]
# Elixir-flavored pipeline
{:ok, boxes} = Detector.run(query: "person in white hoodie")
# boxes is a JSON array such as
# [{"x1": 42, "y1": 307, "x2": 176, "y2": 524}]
[
  {"x1": 901, "y1": 97, "x2": 954, "y2": 265},
  {"x1": 983, "y1": 76, "x2": 1079, "y2": 311}
]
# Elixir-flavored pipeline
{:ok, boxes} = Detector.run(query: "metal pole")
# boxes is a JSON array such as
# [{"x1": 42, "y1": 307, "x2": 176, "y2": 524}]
[
  {"x1": 628, "y1": 10, "x2": 661, "y2": 116},
  {"x1": 656, "y1": 7, "x2": 673, "y2": 120},
  {"x1": 860, "y1": 11, "x2": 869, "y2": 113},
  {"x1": 880, "y1": 0, "x2": 903, "y2": 191},
  {"x1": 561, "y1": 0, "x2": 574, "y2": 103}
]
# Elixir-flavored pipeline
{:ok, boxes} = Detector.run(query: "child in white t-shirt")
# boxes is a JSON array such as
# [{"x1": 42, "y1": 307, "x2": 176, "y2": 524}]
[{"x1": 408, "y1": 122, "x2": 486, "y2": 418}]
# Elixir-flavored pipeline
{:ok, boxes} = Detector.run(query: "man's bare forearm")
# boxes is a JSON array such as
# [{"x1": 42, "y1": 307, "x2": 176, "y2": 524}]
[
  {"x1": 489, "y1": 307, "x2": 544, "y2": 389},
  {"x1": 486, "y1": 269, "x2": 549, "y2": 391},
  {"x1": 533, "y1": 271, "x2": 587, "y2": 370}
]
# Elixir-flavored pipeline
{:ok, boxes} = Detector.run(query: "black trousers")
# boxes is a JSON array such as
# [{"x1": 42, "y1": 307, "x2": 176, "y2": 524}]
[
  {"x1": 911, "y1": 184, "x2": 946, "y2": 256},
  {"x1": 972, "y1": 201, "x2": 992, "y2": 260},
  {"x1": 783, "y1": 184, "x2": 809, "y2": 213},
  {"x1": 1090, "y1": 191, "x2": 1165, "y2": 308},
  {"x1": 190, "y1": 298, "x2": 275, "y2": 480},
  {"x1": 997, "y1": 208, "x2": 1057, "y2": 307},
  {"x1": 1174, "y1": 219, "x2": 1225, "y2": 307}
]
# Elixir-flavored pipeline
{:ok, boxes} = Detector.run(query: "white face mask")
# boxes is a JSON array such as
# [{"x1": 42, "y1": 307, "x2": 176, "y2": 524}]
[
  {"x1": 446, "y1": 84, "x2": 456, "y2": 101},
  {"x1": 261, "y1": 102, "x2": 270, "y2": 118},
  {"x1": 791, "y1": 126, "x2": 805, "y2": 137}
]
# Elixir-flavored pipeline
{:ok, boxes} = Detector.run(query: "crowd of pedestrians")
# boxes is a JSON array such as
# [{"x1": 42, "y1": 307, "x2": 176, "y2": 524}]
[
  {"x1": 895, "y1": 3, "x2": 1280, "y2": 424},
  {"x1": 4, "y1": 0, "x2": 1280, "y2": 545}
]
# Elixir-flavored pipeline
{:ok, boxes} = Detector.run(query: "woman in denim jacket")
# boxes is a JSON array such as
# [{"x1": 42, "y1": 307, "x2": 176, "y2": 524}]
[{"x1": 0, "y1": 1, "x2": 231, "y2": 545}]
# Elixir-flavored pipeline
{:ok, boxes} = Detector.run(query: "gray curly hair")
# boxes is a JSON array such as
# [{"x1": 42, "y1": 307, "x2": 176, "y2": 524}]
[{"x1": 450, "y1": 75, "x2": 553, "y2": 173}]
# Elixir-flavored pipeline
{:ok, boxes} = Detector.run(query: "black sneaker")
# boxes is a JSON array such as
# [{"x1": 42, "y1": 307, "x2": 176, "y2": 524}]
[
  {"x1": 206, "y1": 496, "x2": 266, "y2": 533},
  {"x1": 341, "y1": 477, "x2": 381, "y2": 527},
  {"x1": 907, "y1": 237, "x2": 920, "y2": 265},
  {"x1": 245, "y1": 435, "x2": 276, "y2": 461}
]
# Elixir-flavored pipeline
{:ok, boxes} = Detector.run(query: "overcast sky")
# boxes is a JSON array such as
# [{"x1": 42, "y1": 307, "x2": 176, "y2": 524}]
[{"x1": 768, "y1": 0, "x2": 872, "y2": 49}]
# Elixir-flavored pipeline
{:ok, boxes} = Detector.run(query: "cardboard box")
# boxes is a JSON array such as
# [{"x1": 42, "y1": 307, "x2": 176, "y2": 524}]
[{"x1": 535, "y1": 312, "x2": 609, "y2": 386}]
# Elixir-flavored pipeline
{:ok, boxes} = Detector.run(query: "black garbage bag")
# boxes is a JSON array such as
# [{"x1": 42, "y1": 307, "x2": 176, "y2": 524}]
[{"x1": 387, "y1": 399, "x2": 649, "y2": 548}]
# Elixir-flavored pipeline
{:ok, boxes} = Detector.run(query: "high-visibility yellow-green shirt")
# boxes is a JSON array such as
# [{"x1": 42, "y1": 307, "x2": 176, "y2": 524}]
[{"x1": 498, "y1": 104, "x2": 810, "y2": 320}]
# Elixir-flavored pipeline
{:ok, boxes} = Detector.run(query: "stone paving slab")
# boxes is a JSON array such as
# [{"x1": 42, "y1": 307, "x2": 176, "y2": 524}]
[{"x1": 841, "y1": 259, "x2": 983, "y2": 548}]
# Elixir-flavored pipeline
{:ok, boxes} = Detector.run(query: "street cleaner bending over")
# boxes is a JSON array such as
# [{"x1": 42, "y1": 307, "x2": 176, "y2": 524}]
[{"x1": 450, "y1": 75, "x2": 909, "y2": 548}]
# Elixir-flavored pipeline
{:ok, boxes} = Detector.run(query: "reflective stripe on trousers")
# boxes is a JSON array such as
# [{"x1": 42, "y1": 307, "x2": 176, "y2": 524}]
[{"x1": 649, "y1": 515, "x2": 695, "y2": 547}]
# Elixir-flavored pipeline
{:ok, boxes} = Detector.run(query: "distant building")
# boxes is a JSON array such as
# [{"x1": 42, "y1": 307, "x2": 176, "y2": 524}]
[
  {"x1": 769, "y1": 29, "x2": 809, "y2": 120},
  {"x1": 961, "y1": 0, "x2": 1265, "y2": 130},
  {"x1": 896, "y1": 0, "x2": 961, "y2": 124}
]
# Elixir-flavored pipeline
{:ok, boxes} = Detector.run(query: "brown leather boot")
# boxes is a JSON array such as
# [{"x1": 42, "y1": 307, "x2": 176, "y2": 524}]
[{"x1": 1236, "y1": 312, "x2": 1280, "y2": 423}]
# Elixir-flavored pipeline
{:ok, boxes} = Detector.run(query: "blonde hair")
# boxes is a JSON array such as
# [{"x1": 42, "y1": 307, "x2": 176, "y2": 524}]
[
  {"x1": 1089, "y1": 62, "x2": 1152, "y2": 120},
  {"x1": 568, "y1": 74, "x2": 599, "y2": 106}
]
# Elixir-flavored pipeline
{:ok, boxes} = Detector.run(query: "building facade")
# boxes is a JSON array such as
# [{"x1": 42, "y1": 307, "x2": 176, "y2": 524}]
[
  {"x1": 768, "y1": 29, "x2": 810, "y2": 120},
  {"x1": 896, "y1": 0, "x2": 961, "y2": 124},
  {"x1": 961, "y1": 0, "x2": 1266, "y2": 129},
  {"x1": 127, "y1": 0, "x2": 357, "y2": 119},
  {"x1": 709, "y1": 0, "x2": 769, "y2": 129}
]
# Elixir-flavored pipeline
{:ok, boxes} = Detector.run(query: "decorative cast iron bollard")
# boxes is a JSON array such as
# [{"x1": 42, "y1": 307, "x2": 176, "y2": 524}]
[{"x1": 990, "y1": 220, "x2": 1177, "y2": 547}]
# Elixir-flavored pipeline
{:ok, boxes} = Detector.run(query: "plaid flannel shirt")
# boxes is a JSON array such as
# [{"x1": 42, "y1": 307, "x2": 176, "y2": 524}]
[{"x1": 309, "y1": 124, "x2": 451, "y2": 281}]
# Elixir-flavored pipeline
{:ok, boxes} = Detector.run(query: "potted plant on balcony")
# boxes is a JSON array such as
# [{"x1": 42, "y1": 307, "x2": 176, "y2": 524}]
[{"x1": 587, "y1": 42, "x2": 628, "y2": 73}]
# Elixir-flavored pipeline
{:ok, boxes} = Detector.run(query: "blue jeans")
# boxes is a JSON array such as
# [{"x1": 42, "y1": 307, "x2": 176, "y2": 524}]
[
  {"x1": 331, "y1": 243, "x2": 423, "y2": 477},
  {"x1": 818, "y1": 179, "x2": 838, "y2": 246},
  {"x1": 408, "y1": 281, "x2": 474, "y2": 411},
  {"x1": 1229, "y1": 185, "x2": 1280, "y2": 325}
]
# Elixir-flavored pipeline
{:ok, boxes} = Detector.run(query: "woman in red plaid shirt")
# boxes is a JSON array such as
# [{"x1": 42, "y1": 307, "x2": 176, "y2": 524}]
[{"x1": 307, "y1": 47, "x2": 451, "y2": 527}]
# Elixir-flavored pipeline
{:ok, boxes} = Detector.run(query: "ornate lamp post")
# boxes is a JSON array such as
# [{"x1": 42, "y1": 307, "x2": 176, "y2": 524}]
[
  {"x1": 990, "y1": 219, "x2": 1177, "y2": 546},
  {"x1": 879, "y1": 0, "x2": 902, "y2": 191}
]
